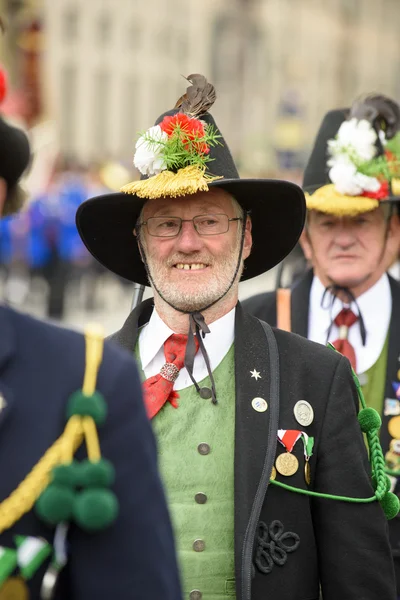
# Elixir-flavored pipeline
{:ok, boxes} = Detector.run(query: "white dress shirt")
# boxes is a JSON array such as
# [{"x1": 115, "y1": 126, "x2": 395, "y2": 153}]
[
  {"x1": 308, "y1": 274, "x2": 392, "y2": 375},
  {"x1": 138, "y1": 307, "x2": 236, "y2": 390}
]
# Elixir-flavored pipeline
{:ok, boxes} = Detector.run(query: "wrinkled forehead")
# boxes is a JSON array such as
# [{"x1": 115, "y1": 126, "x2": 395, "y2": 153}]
[
  {"x1": 308, "y1": 206, "x2": 387, "y2": 225},
  {"x1": 142, "y1": 188, "x2": 235, "y2": 219}
]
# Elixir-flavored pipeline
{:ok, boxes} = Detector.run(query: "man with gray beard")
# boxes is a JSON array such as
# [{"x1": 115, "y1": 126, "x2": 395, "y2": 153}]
[{"x1": 76, "y1": 75, "x2": 396, "y2": 600}]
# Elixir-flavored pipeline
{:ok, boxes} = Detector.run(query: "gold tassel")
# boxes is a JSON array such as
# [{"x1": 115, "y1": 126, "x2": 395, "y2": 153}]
[
  {"x1": 391, "y1": 178, "x2": 400, "y2": 196},
  {"x1": 120, "y1": 165, "x2": 223, "y2": 199},
  {"x1": 306, "y1": 184, "x2": 379, "y2": 216}
]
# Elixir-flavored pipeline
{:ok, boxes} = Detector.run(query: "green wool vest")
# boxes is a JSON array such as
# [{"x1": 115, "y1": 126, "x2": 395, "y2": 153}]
[
  {"x1": 360, "y1": 334, "x2": 389, "y2": 416},
  {"x1": 136, "y1": 343, "x2": 236, "y2": 600}
]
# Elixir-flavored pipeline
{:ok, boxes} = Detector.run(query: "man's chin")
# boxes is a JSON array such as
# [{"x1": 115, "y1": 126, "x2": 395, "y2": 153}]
[
  {"x1": 327, "y1": 270, "x2": 369, "y2": 290},
  {"x1": 156, "y1": 285, "x2": 223, "y2": 312}
]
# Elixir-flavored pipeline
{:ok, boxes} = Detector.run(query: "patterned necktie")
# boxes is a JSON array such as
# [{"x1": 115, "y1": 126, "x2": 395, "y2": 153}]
[
  {"x1": 143, "y1": 333, "x2": 199, "y2": 419},
  {"x1": 331, "y1": 308, "x2": 358, "y2": 371}
]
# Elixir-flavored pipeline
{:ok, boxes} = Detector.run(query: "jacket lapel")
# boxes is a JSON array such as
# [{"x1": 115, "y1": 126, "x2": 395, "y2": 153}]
[
  {"x1": 290, "y1": 269, "x2": 313, "y2": 336},
  {"x1": 108, "y1": 298, "x2": 154, "y2": 351},
  {"x1": 234, "y1": 303, "x2": 277, "y2": 600},
  {"x1": 381, "y1": 276, "x2": 400, "y2": 452}
]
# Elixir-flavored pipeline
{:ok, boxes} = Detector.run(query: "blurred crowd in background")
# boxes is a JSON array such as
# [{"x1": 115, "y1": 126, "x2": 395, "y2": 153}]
[{"x1": 1, "y1": 0, "x2": 400, "y2": 332}]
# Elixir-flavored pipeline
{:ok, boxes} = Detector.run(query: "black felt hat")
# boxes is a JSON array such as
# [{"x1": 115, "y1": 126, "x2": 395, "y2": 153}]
[
  {"x1": 0, "y1": 115, "x2": 30, "y2": 212},
  {"x1": 303, "y1": 95, "x2": 400, "y2": 216},
  {"x1": 76, "y1": 82, "x2": 306, "y2": 285}
]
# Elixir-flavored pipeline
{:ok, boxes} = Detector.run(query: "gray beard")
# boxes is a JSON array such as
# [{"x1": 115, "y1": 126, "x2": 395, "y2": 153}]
[{"x1": 146, "y1": 252, "x2": 243, "y2": 312}]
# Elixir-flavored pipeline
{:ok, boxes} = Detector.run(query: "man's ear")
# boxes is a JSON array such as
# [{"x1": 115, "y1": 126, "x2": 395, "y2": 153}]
[
  {"x1": 133, "y1": 229, "x2": 145, "y2": 263},
  {"x1": 0, "y1": 178, "x2": 7, "y2": 217},
  {"x1": 299, "y1": 228, "x2": 313, "y2": 262},
  {"x1": 242, "y1": 215, "x2": 252, "y2": 260}
]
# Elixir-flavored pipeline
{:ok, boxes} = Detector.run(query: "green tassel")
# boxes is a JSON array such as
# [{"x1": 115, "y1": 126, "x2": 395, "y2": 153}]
[
  {"x1": 67, "y1": 390, "x2": 107, "y2": 425},
  {"x1": 79, "y1": 459, "x2": 115, "y2": 488},
  {"x1": 74, "y1": 489, "x2": 119, "y2": 531},
  {"x1": 52, "y1": 462, "x2": 81, "y2": 487},
  {"x1": 358, "y1": 408, "x2": 382, "y2": 433},
  {"x1": 36, "y1": 483, "x2": 75, "y2": 525},
  {"x1": 379, "y1": 492, "x2": 400, "y2": 520}
]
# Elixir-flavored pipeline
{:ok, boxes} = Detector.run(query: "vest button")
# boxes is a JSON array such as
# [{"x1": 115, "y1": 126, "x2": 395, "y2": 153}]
[
  {"x1": 195, "y1": 492, "x2": 207, "y2": 504},
  {"x1": 189, "y1": 591, "x2": 202, "y2": 600},
  {"x1": 197, "y1": 443, "x2": 210, "y2": 455},
  {"x1": 193, "y1": 539, "x2": 205, "y2": 552}
]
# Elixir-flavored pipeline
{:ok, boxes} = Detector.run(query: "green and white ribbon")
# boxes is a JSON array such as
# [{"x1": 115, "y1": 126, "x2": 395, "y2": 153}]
[
  {"x1": 15, "y1": 535, "x2": 52, "y2": 580},
  {"x1": 0, "y1": 546, "x2": 18, "y2": 586},
  {"x1": 301, "y1": 432, "x2": 314, "y2": 460}
]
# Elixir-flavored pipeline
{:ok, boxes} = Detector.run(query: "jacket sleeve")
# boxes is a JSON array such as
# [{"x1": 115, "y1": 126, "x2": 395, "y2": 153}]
[
  {"x1": 68, "y1": 342, "x2": 182, "y2": 600},
  {"x1": 312, "y1": 355, "x2": 396, "y2": 600}
]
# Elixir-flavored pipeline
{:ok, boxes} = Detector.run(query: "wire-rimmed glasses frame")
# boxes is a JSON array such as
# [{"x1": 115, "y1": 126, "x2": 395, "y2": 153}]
[{"x1": 139, "y1": 213, "x2": 243, "y2": 238}]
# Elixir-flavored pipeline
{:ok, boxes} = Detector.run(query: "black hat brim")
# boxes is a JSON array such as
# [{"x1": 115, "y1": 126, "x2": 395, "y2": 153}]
[{"x1": 76, "y1": 179, "x2": 306, "y2": 286}]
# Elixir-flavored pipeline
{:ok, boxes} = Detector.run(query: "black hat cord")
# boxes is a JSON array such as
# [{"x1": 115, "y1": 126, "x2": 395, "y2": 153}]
[
  {"x1": 138, "y1": 209, "x2": 247, "y2": 405},
  {"x1": 322, "y1": 285, "x2": 367, "y2": 346}
]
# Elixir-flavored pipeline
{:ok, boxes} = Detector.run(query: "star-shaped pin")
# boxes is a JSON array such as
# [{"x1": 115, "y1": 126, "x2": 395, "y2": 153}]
[{"x1": 250, "y1": 369, "x2": 261, "y2": 381}]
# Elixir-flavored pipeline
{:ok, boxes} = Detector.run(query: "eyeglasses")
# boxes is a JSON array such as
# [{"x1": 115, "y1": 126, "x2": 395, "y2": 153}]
[{"x1": 140, "y1": 213, "x2": 242, "y2": 238}]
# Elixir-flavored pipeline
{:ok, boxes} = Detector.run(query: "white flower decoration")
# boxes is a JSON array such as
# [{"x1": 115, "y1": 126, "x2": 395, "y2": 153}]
[
  {"x1": 133, "y1": 125, "x2": 168, "y2": 176},
  {"x1": 328, "y1": 118, "x2": 378, "y2": 165},
  {"x1": 329, "y1": 162, "x2": 380, "y2": 196}
]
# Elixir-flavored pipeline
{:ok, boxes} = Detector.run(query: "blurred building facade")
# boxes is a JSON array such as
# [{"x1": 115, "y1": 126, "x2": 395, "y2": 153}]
[{"x1": 3, "y1": 0, "x2": 400, "y2": 175}]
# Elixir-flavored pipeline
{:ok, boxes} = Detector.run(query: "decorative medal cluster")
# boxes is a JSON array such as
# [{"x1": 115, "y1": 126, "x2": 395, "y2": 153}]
[
  {"x1": 249, "y1": 350, "x2": 400, "y2": 521},
  {"x1": 272, "y1": 430, "x2": 314, "y2": 485}
]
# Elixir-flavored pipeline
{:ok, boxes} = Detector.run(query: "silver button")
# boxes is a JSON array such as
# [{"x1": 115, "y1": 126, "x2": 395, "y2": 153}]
[
  {"x1": 0, "y1": 394, "x2": 7, "y2": 412},
  {"x1": 197, "y1": 443, "x2": 210, "y2": 455},
  {"x1": 189, "y1": 591, "x2": 202, "y2": 600},
  {"x1": 195, "y1": 492, "x2": 207, "y2": 504},
  {"x1": 193, "y1": 539, "x2": 205, "y2": 552}
]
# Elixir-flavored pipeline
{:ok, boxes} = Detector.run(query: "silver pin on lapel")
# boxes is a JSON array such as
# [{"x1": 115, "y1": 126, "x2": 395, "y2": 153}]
[
  {"x1": 294, "y1": 400, "x2": 314, "y2": 427},
  {"x1": 252, "y1": 397, "x2": 268, "y2": 412}
]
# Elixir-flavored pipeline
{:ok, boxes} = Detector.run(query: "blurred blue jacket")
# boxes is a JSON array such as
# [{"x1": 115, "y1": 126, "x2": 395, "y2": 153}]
[{"x1": 0, "y1": 305, "x2": 182, "y2": 600}]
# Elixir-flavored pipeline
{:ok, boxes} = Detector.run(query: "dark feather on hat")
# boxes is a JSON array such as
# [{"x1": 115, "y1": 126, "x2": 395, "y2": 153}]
[
  {"x1": 174, "y1": 73, "x2": 216, "y2": 118},
  {"x1": 350, "y1": 94, "x2": 400, "y2": 140}
]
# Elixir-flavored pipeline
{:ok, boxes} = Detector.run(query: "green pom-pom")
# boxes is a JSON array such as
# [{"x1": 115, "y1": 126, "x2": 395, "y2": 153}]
[
  {"x1": 379, "y1": 491, "x2": 400, "y2": 520},
  {"x1": 36, "y1": 483, "x2": 75, "y2": 525},
  {"x1": 358, "y1": 408, "x2": 381, "y2": 433},
  {"x1": 74, "y1": 488, "x2": 119, "y2": 531},
  {"x1": 67, "y1": 390, "x2": 107, "y2": 425},
  {"x1": 52, "y1": 462, "x2": 81, "y2": 487},
  {"x1": 79, "y1": 459, "x2": 115, "y2": 488}
]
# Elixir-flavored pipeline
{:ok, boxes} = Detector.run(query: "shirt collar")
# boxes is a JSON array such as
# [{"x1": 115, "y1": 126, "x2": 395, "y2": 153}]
[
  {"x1": 310, "y1": 273, "x2": 391, "y2": 337},
  {"x1": 139, "y1": 306, "x2": 236, "y2": 372}
]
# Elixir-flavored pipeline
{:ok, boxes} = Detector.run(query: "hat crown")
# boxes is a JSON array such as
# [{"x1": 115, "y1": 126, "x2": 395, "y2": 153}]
[
  {"x1": 152, "y1": 108, "x2": 240, "y2": 180},
  {"x1": 303, "y1": 94, "x2": 400, "y2": 191},
  {"x1": 302, "y1": 109, "x2": 348, "y2": 190}
]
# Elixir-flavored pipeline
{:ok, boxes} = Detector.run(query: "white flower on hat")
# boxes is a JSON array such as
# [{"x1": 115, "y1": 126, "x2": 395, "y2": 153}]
[
  {"x1": 133, "y1": 125, "x2": 168, "y2": 176},
  {"x1": 328, "y1": 118, "x2": 378, "y2": 165},
  {"x1": 329, "y1": 161, "x2": 380, "y2": 196}
]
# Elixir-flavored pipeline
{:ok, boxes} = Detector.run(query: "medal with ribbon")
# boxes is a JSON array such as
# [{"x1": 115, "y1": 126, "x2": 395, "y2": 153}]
[
  {"x1": 301, "y1": 432, "x2": 314, "y2": 485},
  {"x1": 276, "y1": 430, "x2": 302, "y2": 477}
]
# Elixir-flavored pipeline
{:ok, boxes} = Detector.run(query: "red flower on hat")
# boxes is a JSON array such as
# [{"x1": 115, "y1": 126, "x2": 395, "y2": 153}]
[
  {"x1": 160, "y1": 113, "x2": 210, "y2": 155},
  {"x1": 0, "y1": 67, "x2": 7, "y2": 104},
  {"x1": 362, "y1": 180, "x2": 389, "y2": 200}
]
